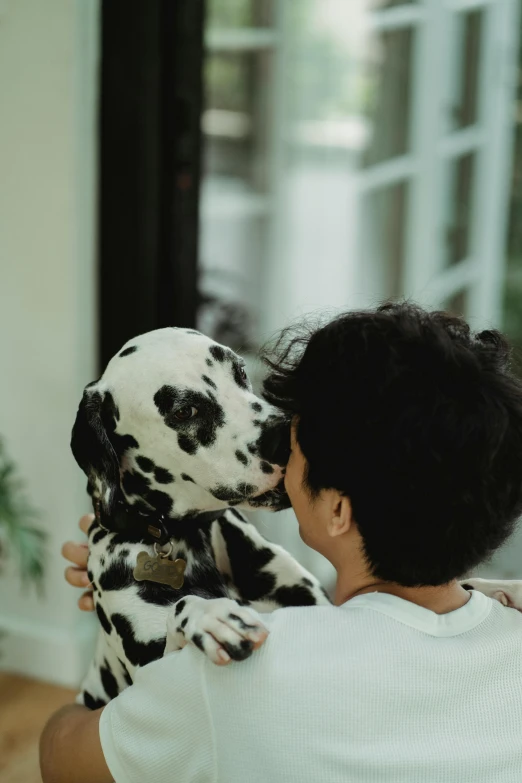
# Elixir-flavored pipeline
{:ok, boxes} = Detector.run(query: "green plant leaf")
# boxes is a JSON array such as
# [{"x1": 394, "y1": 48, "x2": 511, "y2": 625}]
[{"x1": 0, "y1": 439, "x2": 47, "y2": 590}]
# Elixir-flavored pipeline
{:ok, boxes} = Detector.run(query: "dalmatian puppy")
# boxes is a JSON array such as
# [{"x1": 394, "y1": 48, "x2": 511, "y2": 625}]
[
  {"x1": 71, "y1": 327, "x2": 330, "y2": 709},
  {"x1": 72, "y1": 327, "x2": 522, "y2": 709}
]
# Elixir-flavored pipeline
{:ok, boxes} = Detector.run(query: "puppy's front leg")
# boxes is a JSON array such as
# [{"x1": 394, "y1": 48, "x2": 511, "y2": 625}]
[
  {"x1": 461, "y1": 577, "x2": 522, "y2": 610},
  {"x1": 165, "y1": 595, "x2": 268, "y2": 665},
  {"x1": 78, "y1": 629, "x2": 131, "y2": 708},
  {"x1": 211, "y1": 510, "x2": 331, "y2": 610}
]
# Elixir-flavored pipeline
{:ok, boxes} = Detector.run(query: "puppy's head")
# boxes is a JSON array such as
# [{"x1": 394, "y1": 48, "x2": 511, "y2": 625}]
[{"x1": 71, "y1": 328, "x2": 291, "y2": 519}]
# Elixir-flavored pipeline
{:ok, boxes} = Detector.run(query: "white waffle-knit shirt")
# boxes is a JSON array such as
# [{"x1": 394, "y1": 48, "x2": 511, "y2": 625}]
[{"x1": 100, "y1": 590, "x2": 522, "y2": 782}]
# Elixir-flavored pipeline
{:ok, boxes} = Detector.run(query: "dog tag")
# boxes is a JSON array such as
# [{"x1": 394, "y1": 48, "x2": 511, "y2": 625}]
[{"x1": 133, "y1": 551, "x2": 186, "y2": 590}]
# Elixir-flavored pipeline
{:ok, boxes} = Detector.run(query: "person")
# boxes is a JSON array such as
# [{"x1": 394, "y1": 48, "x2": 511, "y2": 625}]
[{"x1": 41, "y1": 303, "x2": 522, "y2": 783}]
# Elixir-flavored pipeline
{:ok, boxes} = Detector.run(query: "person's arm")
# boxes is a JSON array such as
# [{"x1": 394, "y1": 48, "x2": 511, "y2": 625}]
[
  {"x1": 42, "y1": 648, "x2": 216, "y2": 783},
  {"x1": 40, "y1": 704, "x2": 112, "y2": 783}
]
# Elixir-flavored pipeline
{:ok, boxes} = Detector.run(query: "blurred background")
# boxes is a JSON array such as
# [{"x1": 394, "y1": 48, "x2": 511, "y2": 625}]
[{"x1": 1, "y1": 0, "x2": 522, "y2": 762}]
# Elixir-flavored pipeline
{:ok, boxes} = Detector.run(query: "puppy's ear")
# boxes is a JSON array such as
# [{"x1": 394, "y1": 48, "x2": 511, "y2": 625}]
[{"x1": 71, "y1": 385, "x2": 120, "y2": 516}]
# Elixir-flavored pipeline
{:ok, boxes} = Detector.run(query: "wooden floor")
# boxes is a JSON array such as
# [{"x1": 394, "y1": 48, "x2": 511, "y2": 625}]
[{"x1": 0, "y1": 673, "x2": 76, "y2": 783}]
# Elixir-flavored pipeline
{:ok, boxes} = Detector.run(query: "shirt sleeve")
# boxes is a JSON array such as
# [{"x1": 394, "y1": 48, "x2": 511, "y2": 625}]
[{"x1": 99, "y1": 647, "x2": 216, "y2": 783}]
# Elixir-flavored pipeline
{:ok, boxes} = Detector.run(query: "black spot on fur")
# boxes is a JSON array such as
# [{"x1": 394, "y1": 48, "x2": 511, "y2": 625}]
[
  {"x1": 251, "y1": 401, "x2": 262, "y2": 412},
  {"x1": 87, "y1": 569, "x2": 94, "y2": 583},
  {"x1": 118, "y1": 658, "x2": 133, "y2": 686},
  {"x1": 96, "y1": 603, "x2": 112, "y2": 634},
  {"x1": 100, "y1": 659, "x2": 120, "y2": 700},
  {"x1": 247, "y1": 442, "x2": 258, "y2": 455},
  {"x1": 202, "y1": 375, "x2": 217, "y2": 390},
  {"x1": 83, "y1": 691, "x2": 107, "y2": 710},
  {"x1": 145, "y1": 489, "x2": 173, "y2": 516},
  {"x1": 178, "y1": 435, "x2": 198, "y2": 454},
  {"x1": 461, "y1": 583, "x2": 474, "y2": 591},
  {"x1": 235, "y1": 450, "x2": 248, "y2": 466},
  {"x1": 136, "y1": 580, "x2": 181, "y2": 606},
  {"x1": 209, "y1": 345, "x2": 226, "y2": 362},
  {"x1": 228, "y1": 613, "x2": 257, "y2": 631},
  {"x1": 119, "y1": 346, "x2": 138, "y2": 357},
  {"x1": 154, "y1": 385, "x2": 227, "y2": 451},
  {"x1": 100, "y1": 391, "x2": 120, "y2": 430},
  {"x1": 260, "y1": 461, "x2": 274, "y2": 474},
  {"x1": 111, "y1": 433, "x2": 139, "y2": 459},
  {"x1": 219, "y1": 519, "x2": 276, "y2": 600},
  {"x1": 180, "y1": 617, "x2": 188, "y2": 629},
  {"x1": 206, "y1": 358, "x2": 213, "y2": 367},
  {"x1": 210, "y1": 483, "x2": 257, "y2": 502},
  {"x1": 122, "y1": 470, "x2": 151, "y2": 497},
  {"x1": 192, "y1": 633, "x2": 204, "y2": 651},
  {"x1": 154, "y1": 385, "x2": 177, "y2": 416},
  {"x1": 136, "y1": 455, "x2": 155, "y2": 473},
  {"x1": 232, "y1": 364, "x2": 249, "y2": 390},
  {"x1": 154, "y1": 467, "x2": 174, "y2": 484},
  {"x1": 272, "y1": 585, "x2": 317, "y2": 606},
  {"x1": 91, "y1": 529, "x2": 107, "y2": 546},
  {"x1": 229, "y1": 508, "x2": 247, "y2": 523},
  {"x1": 111, "y1": 613, "x2": 166, "y2": 667},
  {"x1": 181, "y1": 473, "x2": 195, "y2": 483},
  {"x1": 237, "y1": 482, "x2": 256, "y2": 495},
  {"x1": 175, "y1": 600, "x2": 186, "y2": 616},
  {"x1": 119, "y1": 548, "x2": 130, "y2": 559},
  {"x1": 222, "y1": 638, "x2": 253, "y2": 661},
  {"x1": 302, "y1": 577, "x2": 313, "y2": 587},
  {"x1": 252, "y1": 419, "x2": 262, "y2": 427},
  {"x1": 99, "y1": 559, "x2": 135, "y2": 592}
]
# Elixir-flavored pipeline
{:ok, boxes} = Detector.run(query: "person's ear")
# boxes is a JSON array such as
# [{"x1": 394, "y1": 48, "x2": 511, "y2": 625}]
[{"x1": 326, "y1": 494, "x2": 353, "y2": 538}]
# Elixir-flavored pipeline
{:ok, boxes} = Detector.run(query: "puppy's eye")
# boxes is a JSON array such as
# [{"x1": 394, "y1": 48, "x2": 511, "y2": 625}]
[
  {"x1": 239, "y1": 366, "x2": 248, "y2": 382},
  {"x1": 174, "y1": 405, "x2": 198, "y2": 421}
]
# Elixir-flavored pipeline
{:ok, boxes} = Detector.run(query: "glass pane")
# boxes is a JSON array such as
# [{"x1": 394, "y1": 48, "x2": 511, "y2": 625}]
[
  {"x1": 200, "y1": 40, "x2": 273, "y2": 349},
  {"x1": 443, "y1": 153, "x2": 476, "y2": 267},
  {"x1": 361, "y1": 182, "x2": 409, "y2": 299},
  {"x1": 444, "y1": 288, "x2": 469, "y2": 318},
  {"x1": 362, "y1": 27, "x2": 414, "y2": 166},
  {"x1": 369, "y1": 0, "x2": 418, "y2": 6},
  {"x1": 207, "y1": 0, "x2": 273, "y2": 29},
  {"x1": 203, "y1": 51, "x2": 270, "y2": 187},
  {"x1": 449, "y1": 10, "x2": 483, "y2": 130}
]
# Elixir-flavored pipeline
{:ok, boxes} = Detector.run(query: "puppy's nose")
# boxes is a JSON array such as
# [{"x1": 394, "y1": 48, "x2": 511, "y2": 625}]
[{"x1": 256, "y1": 417, "x2": 291, "y2": 466}]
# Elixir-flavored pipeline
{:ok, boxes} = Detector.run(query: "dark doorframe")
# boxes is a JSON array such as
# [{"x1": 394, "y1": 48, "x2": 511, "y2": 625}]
[{"x1": 98, "y1": 0, "x2": 206, "y2": 370}]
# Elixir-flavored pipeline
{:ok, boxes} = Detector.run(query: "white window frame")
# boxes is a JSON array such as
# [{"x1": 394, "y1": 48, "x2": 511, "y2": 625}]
[{"x1": 353, "y1": 0, "x2": 521, "y2": 328}]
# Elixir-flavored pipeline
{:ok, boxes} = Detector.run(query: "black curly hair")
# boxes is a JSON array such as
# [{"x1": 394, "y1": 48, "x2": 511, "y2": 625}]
[{"x1": 262, "y1": 302, "x2": 522, "y2": 586}]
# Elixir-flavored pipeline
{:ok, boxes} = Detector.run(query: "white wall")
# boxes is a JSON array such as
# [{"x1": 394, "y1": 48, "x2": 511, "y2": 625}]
[{"x1": 0, "y1": 0, "x2": 99, "y2": 687}]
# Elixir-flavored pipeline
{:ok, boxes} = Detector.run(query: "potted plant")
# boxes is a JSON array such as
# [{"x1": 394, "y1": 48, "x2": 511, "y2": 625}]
[{"x1": 0, "y1": 438, "x2": 46, "y2": 588}]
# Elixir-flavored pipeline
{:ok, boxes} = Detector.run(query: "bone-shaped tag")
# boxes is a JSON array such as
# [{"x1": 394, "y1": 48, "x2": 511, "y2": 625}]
[{"x1": 133, "y1": 551, "x2": 186, "y2": 590}]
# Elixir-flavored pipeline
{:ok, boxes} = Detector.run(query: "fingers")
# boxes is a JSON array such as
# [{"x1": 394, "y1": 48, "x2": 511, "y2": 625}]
[
  {"x1": 78, "y1": 591, "x2": 95, "y2": 612},
  {"x1": 79, "y1": 513, "x2": 95, "y2": 536},
  {"x1": 65, "y1": 565, "x2": 91, "y2": 588},
  {"x1": 61, "y1": 540, "x2": 89, "y2": 569}
]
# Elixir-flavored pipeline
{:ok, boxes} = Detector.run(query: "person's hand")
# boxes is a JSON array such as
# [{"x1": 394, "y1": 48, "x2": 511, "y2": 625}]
[{"x1": 62, "y1": 514, "x2": 95, "y2": 611}]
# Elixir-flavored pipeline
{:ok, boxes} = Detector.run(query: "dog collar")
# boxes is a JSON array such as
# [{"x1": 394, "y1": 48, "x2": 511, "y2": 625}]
[{"x1": 93, "y1": 498, "x2": 224, "y2": 546}]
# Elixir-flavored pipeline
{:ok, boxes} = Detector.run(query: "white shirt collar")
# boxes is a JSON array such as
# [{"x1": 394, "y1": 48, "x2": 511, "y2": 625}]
[{"x1": 342, "y1": 589, "x2": 492, "y2": 637}]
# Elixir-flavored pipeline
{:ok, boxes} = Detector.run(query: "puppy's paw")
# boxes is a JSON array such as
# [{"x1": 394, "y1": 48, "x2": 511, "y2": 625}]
[
  {"x1": 461, "y1": 578, "x2": 522, "y2": 611},
  {"x1": 164, "y1": 595, "x2": 269, "y2": 665}
]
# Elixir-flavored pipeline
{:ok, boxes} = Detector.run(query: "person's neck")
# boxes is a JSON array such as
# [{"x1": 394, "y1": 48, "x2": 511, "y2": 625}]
[{"x1": 334, "y1": 571, "x2": 471, "y2": 614}]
